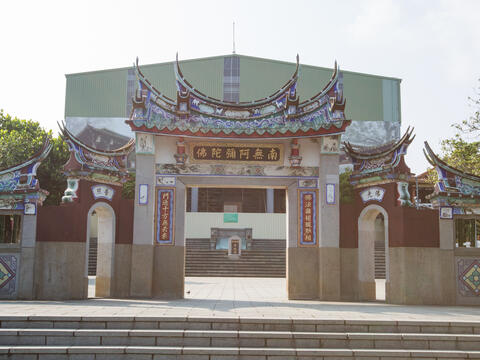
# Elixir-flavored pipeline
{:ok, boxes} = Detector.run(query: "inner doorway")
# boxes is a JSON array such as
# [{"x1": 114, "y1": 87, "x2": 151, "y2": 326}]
[
  {"x1": 358, "y1": 204, "x2": 389, "y2": 301},
  {"x1": 86, "y1": 202, "x2": 115, "y2": 298},
  {"x1": 184, "y1": 186, "x2": 287, "y2": 298}
]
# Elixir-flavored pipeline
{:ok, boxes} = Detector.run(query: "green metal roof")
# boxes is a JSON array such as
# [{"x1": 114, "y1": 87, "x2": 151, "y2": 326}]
[{"x1": 65, "y1": 54, "x2": 401, "y2": 124}]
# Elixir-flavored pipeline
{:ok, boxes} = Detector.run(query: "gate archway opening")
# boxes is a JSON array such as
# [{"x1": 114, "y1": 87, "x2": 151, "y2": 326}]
[
  {"x1": 358, "y1": 204, "x2": 389, "y2": 301},
  {"x1": 183, "y1": 185, "x2": 288, "y2": 300},
  {"x1": 86, "y1": 202, "x2": 116, "y2": 298}
]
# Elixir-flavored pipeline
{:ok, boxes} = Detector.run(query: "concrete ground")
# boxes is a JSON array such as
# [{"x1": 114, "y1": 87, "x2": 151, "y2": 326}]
[{"x1": 3, "y1": 277, "x2": 480, "y2": 321}]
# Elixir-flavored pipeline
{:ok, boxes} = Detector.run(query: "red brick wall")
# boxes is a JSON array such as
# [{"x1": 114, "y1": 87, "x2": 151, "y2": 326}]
[
  {"x1": 339, "y1": 182, "x2": 439, "y2": 248},
  {"x1": 37, "y1": 180, "x2": 134, "y2": 244}
]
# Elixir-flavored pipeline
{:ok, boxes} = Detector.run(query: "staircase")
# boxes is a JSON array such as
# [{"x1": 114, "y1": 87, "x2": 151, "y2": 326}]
[
  {"x1": 87, "y1": 237, "x2": 98, "y2": 276},
  {"x1": 374, "y1": 239, "x2": 386, "y2": 279},
  {"x1": 1, "y1": 316, "x2": 480, "y2": 359},
  {"x1": 185, "y1": 239, "x2": 286, "y2": 277}
]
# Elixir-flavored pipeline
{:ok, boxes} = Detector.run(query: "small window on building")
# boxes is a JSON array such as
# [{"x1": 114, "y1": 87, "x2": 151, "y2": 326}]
[
  {"x1": 0, "y1": 215, "x2": 21, "y2": 244},
  {"x1": 455, "y1": 218, "x2": 480, "y2": 248}
]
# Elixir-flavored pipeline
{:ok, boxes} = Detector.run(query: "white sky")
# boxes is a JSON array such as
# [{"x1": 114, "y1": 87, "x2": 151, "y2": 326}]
[{"x1": 1, "y1": 0, "x2": 479, "y2": 174}]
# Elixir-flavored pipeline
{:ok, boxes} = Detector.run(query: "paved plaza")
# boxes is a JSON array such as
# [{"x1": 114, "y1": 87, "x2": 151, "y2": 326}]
[{"x1": 1, "y1": 277, "x2": 480, "y2": 321}]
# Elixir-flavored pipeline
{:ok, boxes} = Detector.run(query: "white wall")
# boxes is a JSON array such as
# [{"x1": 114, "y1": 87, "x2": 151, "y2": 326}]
[{"x1": 185, "y1": 212, "x2": 286, "y2": 239}]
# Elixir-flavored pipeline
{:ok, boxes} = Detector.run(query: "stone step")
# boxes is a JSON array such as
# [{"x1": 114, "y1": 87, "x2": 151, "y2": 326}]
[
  {"x1": 185, "y1": 274, "x2": 285, "y2": 278},
  {"x1": 1, "y1": 346, "x2": 480, "y2": 359},
  {"x1": 2, "y1": 317, "x2": 480, "y2": 334},
  {"x1": 185, "y1": 260, "x2": 285, "y2": 263},
  {"x1": 2, "y1": 328, "x2": 480, "y2": 350}
]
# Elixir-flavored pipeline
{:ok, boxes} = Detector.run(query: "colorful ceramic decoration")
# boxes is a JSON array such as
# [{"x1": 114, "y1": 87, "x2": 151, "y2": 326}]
[
  {"x1": 458, "y1": 258, "x2": 480, "y2": 296},
  {"x1": 0, "y1": 139, "x2": 51, "y2": 209},
  {"x1": 344, "y1": 127, "x2": 415, "y2": 189},
  {"x1": 174, "y1": 138, "x2": 188, "y2": 165},
  {"x1": 360, "y1": 187, "x2": 386, "y2": 203},
  {"x1": 156, "y1": 163, "x2": 319, "y2": 178},
  {"x1": 288, "y1": 139, "x2": 302, "y2": 167},
  {"x1": 91, "y1": 185, "x2": 115, "y2": 201},
  {"x1": 60, "y1": 122, "x2": 134, "y2": 203},
  {"x1": 424, "y1": 141, "x2": 480, "y2": 210},
  {"x1": 127, "y1": 55, "x2": 350, "y2": 139},
  {"x1": 0, "y1": 254, "x2": 18, "y2": 298}
]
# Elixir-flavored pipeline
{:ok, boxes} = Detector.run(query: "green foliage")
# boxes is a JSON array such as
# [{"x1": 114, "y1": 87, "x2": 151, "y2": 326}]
[
  {"x1": 38, "y1": 137, "x2": 70, "y2": 205},
  {"x1": 440, "y1": 135, "x2": 480, "y2": 176},
  {"x1": 121, "y1": 173, "x2": 136, "y2": 199},
  {"x1": 0, "y1": 110, "x2": 69, "y2": 205},
  {"x1": 453, "y1": 79, "x2": 480, "y2": 135},
  {"x1": 339, "y1": 168, "x2": 355, "y2": 204},
  {"x1": 436, "y1": 81, "x2": 480, "y2": 177},
  {"x1": 0, "y1": 111, "x2": 47, "y2": 169}
]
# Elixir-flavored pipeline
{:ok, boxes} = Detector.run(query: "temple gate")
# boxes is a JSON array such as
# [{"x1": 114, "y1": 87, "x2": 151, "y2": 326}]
[
  {"x1": 0, "y1": 140, "x2": 51, "y2": 299},
  {"x1": 4, "y1": 54, "x2": 478, "y2": 305},
  {"x1": 126, "y1": 56, "x2": 349, "y2": 300}
]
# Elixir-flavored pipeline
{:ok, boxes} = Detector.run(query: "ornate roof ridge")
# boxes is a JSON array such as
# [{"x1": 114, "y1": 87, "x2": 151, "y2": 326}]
[
  {"x1": 423, "y1": 141, "x2": 480, "y2": 183},
  {"x1": 128, "y1": 54, "x2": 349, "y2": 139},
  {"x1": 59, "y1": 121, "x2": 135, "y2": 156},
  {"x1": 174, "y1": 53, "x2": 300, "y2": 108},
  {"x1": 344, "y1": 127, "x2": 415, "y2": 160},
  {"x1": 0, "y1": 138, "x2": 52, "y2": 176}
]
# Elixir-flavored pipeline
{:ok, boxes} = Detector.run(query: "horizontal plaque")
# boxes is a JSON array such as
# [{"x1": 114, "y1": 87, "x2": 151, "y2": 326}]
[
  {"x1": 223, "y1": 213, "x2": 238, "y2": 223},
  {"x1": 91, "y1": 185, "x2": 115, "y2": 201},
  {"x1": 189, "y1": 142, "x2": 284, "y2": 165},
  {"x1": 360, "y1": 187, "x2": 385, "y2": 203},
  {"x1": 157, "y1": 176, "x2": 176, "y2": 186}
]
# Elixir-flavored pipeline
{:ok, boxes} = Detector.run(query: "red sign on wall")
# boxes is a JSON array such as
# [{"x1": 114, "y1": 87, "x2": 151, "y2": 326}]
[
  {"x1": 155, "y1": 188, "x2": 175, "y2": 245},
  {"x1": 298, "y1": 189, "x2": 318, "y2": 246}
]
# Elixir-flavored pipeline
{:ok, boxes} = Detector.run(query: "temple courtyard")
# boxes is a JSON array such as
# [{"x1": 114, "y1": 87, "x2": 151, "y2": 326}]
[{"x1": 1, "y1": 277, "x2": 479, "y2": 321}]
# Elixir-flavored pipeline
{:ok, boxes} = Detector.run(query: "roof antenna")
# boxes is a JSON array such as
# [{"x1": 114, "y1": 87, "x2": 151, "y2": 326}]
[{"x1": 232, "y1": 21, "x2": 236, "y2": 54}]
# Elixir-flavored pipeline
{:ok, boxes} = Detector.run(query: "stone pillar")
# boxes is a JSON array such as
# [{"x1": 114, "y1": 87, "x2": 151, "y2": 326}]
[
  {"x1": 191, "y1": 187, "x2": 199, "y2": 212},
  {"x1": 95, "y1": 206, "x2": 115, "y2": 297},
  {"x1": 130, "y1": 136, "x2": 156, "y2": 298},
  {"x1": 266, "y1": 188, "x2": 274, "y2": 213},
  {"x1": 152, "y1": 180, "x2": 185, "y2": 299},
  {"x1": 318, "y1": 136, "x2": 341, "y2": 300},
  {"x1": 286, "y1": 181, "x2": 319, "y2": 299},
  {"x1": 17, "y1": 213, "x2": 36, "y2": 299}
]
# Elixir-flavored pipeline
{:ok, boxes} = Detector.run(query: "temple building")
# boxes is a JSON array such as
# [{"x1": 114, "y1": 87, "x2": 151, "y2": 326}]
[
  {"x1": 1, "y1": 53, "x2": 479, "y2": 306},
  {"x1": 64, "y1": 54, "x2": 402, "y2": 242}
]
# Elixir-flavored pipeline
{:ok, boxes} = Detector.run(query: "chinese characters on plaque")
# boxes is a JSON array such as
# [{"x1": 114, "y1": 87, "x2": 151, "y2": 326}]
[
  {"x1": 360, "y1": 187, "x2": 385, "y2": 203},
  {"x1": 155, "y1": 188, "x2": 175, "y2": 245},
  {"x1": 298, "y1": 190, "x2": 318, "y2": 246},
  {"x1": 190, "y1": 143, "x2": 283, "y2": 165},
  {"x1": 91, "y1": 185, "x2": 115, "y2": 201}
]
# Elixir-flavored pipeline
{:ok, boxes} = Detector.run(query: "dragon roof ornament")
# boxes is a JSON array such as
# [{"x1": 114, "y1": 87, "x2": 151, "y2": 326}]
[
  {"x1": 59, "y1": 122, "x2": 134, "y2": 185},
  {"x1": 345, "y1": 127, "x2": 415, "y2": 186},
  {"x1": 424, "y1": 141, "x2": 480, "y2": 208},
  {"x1": 127, "y1": 55, "x2": 350, "y2": 139},
  {"x1": 0, "y1": 138, "x2": 52, "y2": 210}
]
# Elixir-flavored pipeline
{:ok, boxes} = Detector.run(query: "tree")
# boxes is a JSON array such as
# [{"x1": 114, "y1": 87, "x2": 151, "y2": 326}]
[
  {"x1": 339, "y1": 168, "x2": 355, "y2": 204},
  {"x1": 453, "y1": 79, "x2": 480, "y2": 135},
  {"x1": 440, "y1": 135, "x2": 480, "y2": 176},
  {"x1": 428, "y1": 81, "x2": 480, "y2": 178},
  {"x1": 0, "y1": 110, "x2": 69, "y2": 205}
]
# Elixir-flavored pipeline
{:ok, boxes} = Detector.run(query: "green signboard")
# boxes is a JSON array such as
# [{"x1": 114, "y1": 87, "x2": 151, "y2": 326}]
[{"x1": 223, "y1": 213, "x2": 238, "y2": 223}]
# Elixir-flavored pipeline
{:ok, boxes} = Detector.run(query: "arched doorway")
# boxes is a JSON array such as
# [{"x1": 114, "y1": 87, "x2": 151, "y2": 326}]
[
  {"x1": 358, "y1": 204, "x2": 389, "y2": 301},
  {"x1": 86, "y1": 202, "x2": 116, "y2": 298}
]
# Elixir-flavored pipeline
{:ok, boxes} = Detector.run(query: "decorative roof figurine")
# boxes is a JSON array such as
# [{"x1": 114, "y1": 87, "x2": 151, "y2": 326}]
[
  {"x1": 344, "y1": 127, "x2": 415, "y2": 187},
  {"x1": 59, "y1": 122, "x2": 134, "y2": 203},
  {"x1": 0, "y1": 138, "x2": 52, "y2": 211},
  {"x1": 424, "y1": 141, "x2": 480, "y2": 211},
  {"x1": 127, "y1": 55, "x2": 350, "y2": 139}
]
